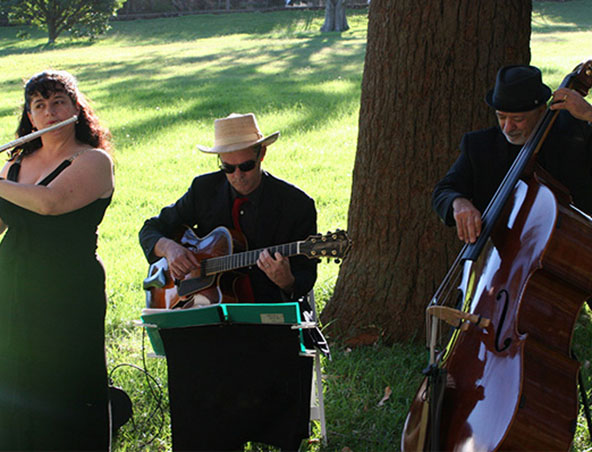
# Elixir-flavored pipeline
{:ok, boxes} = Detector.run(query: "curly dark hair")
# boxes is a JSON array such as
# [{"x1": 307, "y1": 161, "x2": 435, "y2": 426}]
[{"x1": 11, "y1": 70, "x2": 112, "y2": 158}]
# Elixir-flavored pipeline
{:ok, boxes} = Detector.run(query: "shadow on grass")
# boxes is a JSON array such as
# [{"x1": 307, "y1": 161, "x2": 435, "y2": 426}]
[
  {"x1": 107, "y1": 9, "x2": 366, "y2": 44},
  {"x1": 320, "y1": 341, "x2": 425, "y2": 451},
  {"x1": 0, "y1": 10, "x2": 367, "y2": 144},
  {"x1": 0, "y1": 25, "x2": 101, "y2": 57},
  {"x1": 63, "y1": 25, "x2": 366, "y2": 147},
  {"x1": 532, "y1": 0, "x2": 592, "y2": 33},
  {"x1": 0, "y1": 9, "x2": 367, "y2": 56}
]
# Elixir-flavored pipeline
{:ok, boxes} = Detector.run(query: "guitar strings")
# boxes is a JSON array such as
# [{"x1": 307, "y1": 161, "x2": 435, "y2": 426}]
[{"x1": 203, "y1": 243, "x2": 300, "y2": 274}]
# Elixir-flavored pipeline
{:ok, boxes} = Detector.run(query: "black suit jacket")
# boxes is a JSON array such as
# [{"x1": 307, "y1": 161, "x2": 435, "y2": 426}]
[
  {"x1": 139, "y1": 171, "x2": 317, "y2": 302},
  {"x1": 433, "y1": 111, "x2": 592, "y2": 226}
]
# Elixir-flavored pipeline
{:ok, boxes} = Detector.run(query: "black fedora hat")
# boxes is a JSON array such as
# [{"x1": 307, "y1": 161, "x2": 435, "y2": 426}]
[{"x1": 485, "y1": 65, "x2": 551, "y2": 112}]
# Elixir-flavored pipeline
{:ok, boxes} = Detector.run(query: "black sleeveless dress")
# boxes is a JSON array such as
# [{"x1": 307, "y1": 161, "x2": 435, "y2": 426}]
[{"x1": 0, "y1": 156, "x2": 111, "y2": 450}]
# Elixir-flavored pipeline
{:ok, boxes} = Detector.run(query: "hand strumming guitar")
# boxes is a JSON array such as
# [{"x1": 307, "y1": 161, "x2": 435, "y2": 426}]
[{"x1": 154, "y1": 236, "x2": 199, "y2": 280}]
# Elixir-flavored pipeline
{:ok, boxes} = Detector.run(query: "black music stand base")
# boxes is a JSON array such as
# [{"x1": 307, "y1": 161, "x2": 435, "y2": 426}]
[{"x1": 160, "y1": 323, "x2": 313, "y2": 451}]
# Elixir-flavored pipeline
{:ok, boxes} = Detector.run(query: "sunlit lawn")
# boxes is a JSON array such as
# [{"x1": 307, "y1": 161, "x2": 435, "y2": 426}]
[{"x1": 0, "y1": 1, "x2": 591, "y2": 449}]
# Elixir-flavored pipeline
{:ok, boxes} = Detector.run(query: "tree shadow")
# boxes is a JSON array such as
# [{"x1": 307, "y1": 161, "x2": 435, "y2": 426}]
[
  {"x1": 0, "y1": 9, "x2": 336, "y2": 56},
  {"x1": 63, "y1": 21, "x2": 366, "y2": 147},
  {"x1": 532, "y1": 0, "x2": 592, "y2": 33},
  {"x1": 107, "y1": 9, "x2": 365, "y2": 45},
  {"x1": 0, "y1": 9, "x2": 367, "y2": 149},
  {"x1": 0, "y1": 25, "x2": 101, "y2": 57}
]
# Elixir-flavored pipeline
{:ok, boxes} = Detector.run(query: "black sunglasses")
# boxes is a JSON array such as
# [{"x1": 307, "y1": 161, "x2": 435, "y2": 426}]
[
  {"x1": 219, "y1": 148, "x2": 261, "y2": 174},
  {"x1": 219, "y1": 159, "x2": 258, "y2": 174}
]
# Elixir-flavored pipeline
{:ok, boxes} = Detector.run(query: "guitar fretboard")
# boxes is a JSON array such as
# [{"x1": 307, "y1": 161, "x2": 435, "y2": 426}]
[{"x1": 203, "y1": 242, "x2": 302, "y2": 275}]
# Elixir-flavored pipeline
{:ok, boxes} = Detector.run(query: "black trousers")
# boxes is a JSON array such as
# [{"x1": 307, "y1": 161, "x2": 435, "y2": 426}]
[{"x1": 161, "y1": 323, "x2": 313, "y2": 451}]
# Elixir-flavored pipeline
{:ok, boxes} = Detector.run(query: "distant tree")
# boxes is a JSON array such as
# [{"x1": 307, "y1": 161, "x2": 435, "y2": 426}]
[
  {"x1": 1, "y1": 0, "x2": 125, "y2": 44},
  {"x1": 321, "y1": 0, "x2": 349, "y2": 32}
]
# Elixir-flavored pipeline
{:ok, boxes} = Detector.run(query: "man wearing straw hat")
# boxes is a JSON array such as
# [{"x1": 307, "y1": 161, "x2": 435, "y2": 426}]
[{"x1": 139, "y1": 112, "x2": 317, "y2": 304}]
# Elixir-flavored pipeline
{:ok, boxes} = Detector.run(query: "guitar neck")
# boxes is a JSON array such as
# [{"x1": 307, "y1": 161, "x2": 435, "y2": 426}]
[{"x1": 203, "y1": 241, "x2": 303, "y2": 275}]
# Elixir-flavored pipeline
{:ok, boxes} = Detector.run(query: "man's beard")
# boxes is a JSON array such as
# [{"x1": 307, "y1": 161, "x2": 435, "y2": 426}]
[{"x1": 504, "y1": 131, "x2": 526, "y2": 145}]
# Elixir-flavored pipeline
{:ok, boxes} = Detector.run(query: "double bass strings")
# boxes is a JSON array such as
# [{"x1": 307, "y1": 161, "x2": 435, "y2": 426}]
[
  {"x1": 427, "y1": 263, "x2": 466, "y2": 350},
  {"x1": 428, "y1": 91, "x2": 563, "y2": 353}
]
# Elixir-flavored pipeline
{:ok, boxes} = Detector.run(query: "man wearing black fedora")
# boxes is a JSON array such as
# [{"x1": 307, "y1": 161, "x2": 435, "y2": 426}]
[{"x1": 432, "y1": 64, "x2": 592, "y2": 243}]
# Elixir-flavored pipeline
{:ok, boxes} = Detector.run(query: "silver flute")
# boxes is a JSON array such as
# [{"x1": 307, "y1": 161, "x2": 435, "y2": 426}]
[{"x1": 0, "y1": 115, "x2": 78, "y2": 153}]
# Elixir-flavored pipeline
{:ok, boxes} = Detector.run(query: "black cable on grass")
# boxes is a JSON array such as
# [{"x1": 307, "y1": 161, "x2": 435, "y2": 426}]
[{"x1": 108, "y1": 327, "x2": 166, "y2": 448}]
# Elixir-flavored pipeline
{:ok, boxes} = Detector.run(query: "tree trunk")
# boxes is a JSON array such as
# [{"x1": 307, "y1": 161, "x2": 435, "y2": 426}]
[
  {"x1": 47, "y1": 15, "x2": 57, "y2": 44},
  {"x1": 321, "y1": 0, "x2": 531, "y2": 343},
  {"x1": 321, "y1": 0, "x2": 349, "y2": 32}
]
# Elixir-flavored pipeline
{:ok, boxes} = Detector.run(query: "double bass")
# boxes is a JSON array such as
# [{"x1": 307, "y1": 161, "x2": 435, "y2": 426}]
[{"x1": 402, "y1": 60, "x2": 592, "y2": 451}]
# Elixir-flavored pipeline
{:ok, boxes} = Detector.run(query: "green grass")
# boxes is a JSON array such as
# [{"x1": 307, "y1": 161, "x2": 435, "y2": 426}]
[
  {"x1": 531, "y1": 0, "x2": 592, "y2": 89},
  {"x1": 0, "y1": 2, "x2": 591, "y2": 450}
]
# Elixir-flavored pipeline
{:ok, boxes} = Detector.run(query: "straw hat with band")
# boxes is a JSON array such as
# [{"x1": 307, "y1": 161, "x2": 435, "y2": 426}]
[
  {"x1": 197, "y1": 113, "x2": 280, "y2": 154},
  {"x1": 485, "y1": 65, "x2": 552, "y2": 113}
]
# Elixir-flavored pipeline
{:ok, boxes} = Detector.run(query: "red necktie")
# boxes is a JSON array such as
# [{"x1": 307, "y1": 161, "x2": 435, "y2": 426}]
[
  {"x1": 232, "y1": 196, "x2": 249, "y2": 233},
  {"x1": 231, "y1": 196, "x2": 254, "y2": 302}
]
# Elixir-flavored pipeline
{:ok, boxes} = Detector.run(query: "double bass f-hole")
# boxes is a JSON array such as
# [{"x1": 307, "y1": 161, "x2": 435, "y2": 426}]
[{"x1": 494, "y1": 289, "x2": 512, "y2": 352}]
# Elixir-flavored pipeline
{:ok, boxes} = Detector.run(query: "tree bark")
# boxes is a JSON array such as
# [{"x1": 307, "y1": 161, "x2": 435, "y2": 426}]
[
  {"x1": 321, "y1": 0, "x2": 349, "y2": 32},
  {"x1": 321, "y1": 0, "x2": 531, "y2": 343},
  {"x1": 46, "y1": 11, "x2": 57, "y2": 44}
]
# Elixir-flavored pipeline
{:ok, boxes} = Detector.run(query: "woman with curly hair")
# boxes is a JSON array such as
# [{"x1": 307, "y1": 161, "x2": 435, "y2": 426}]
[{"x1": 0, "y1": 70, "x2": 114, "y2": 450}]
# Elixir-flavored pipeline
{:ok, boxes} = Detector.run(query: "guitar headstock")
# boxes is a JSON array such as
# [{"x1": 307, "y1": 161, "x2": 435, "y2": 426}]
[
  {"x1": 569, "y1": 60, "x2": 592, "y2": 97},
  {"x1": 301, "y1": 229, "x2": 352, "y2": 262}
]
